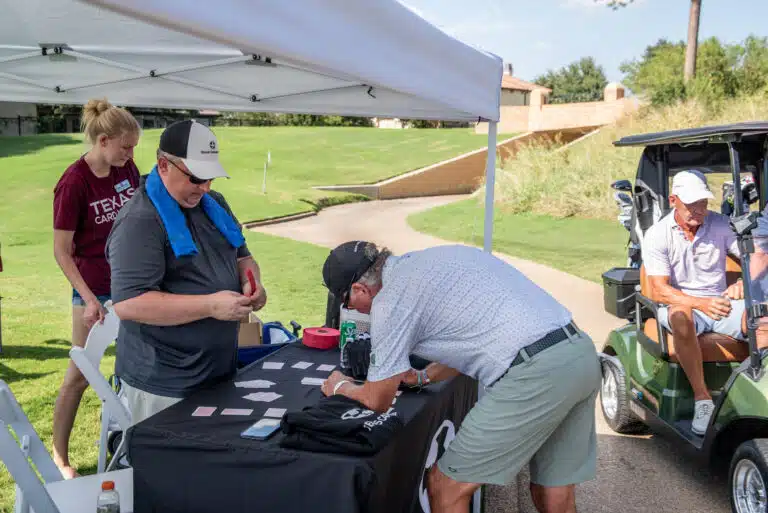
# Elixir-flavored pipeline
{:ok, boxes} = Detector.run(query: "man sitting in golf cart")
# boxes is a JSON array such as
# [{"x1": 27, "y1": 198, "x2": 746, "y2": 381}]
[{"x1": 643, "y1": 169, "x2": 746, "y2": 435}]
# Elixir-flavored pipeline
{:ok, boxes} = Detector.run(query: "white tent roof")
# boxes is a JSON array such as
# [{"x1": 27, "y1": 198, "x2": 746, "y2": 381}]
[{"x1": 0, "y1": 0, "x2": 502, "y2": 121}]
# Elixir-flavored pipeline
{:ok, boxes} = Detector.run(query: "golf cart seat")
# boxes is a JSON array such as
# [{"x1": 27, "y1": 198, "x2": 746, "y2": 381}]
[{"x1": 638, "y1": 257, "x2": 749, "y2": 363}]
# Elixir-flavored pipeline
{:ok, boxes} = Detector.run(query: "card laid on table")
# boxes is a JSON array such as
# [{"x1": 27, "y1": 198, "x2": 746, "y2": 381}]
[
  {"x1": 234, "y1": 380, "x2": 275, "y2": 389},
  {"x1": 262, "y1": 362, "x2": 284, "y2": 370},
  {"x1": 243, "y1": 392, "x2": 282, "y2": 403},
  {"x1": 291, "y1": 361, "x2": 313, "y2": 370},
  {"x1": 316, "y1": 364, "x2": 336, "y2": 372},
  {"x1": 263, "y1": 408, "x2": 287, "y2": 418},
  {"x1": 221, "y1": 408, "x2": 254, "y2": 416},
  {"x1": 301, "y1": 377, "x2": 325, "y2": 386},
  {"x1": 192, "y1": 406, "x2": 217, "y2": 417}
]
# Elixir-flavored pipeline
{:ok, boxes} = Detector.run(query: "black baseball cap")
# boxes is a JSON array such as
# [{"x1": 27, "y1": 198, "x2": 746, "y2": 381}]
[
  {"x1": 159, "y1": 120, "x2": 229, "y2": 180},
  {"x1": 322, "y1": 241, "x2": 378, "y2": 303}
]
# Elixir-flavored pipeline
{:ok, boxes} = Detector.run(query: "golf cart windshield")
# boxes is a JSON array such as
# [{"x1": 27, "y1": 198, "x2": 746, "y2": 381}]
[
  {"x1": 613, "y1": 123, "x2": 768, "y2": 254},
  {"x1": 748, "y1": 216, "x2": 768, "y2": 317}
]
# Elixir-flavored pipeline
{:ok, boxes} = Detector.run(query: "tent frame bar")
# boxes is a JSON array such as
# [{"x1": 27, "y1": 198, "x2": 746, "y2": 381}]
[
  {"x1": 54, "y1": 49, "x2": 257, "y2": 101},
  {"x1": 483, "y1": 121, "x2": 497, "y2": 253},
  {"x1": 154, "y1": 54, "x2": 255, "y2": 76},
  {"x1": 0, "y1": 46, "x2": 370, "y2": 106},
  {"x1": 0, "y1": 71, "x2": 50, "y2": 91},
  {"x1": 258, "y1": 83, "x2": 365, "y2": 102},
  {"x1": 0, "y1": 51, "x2": 41, "y2": 65}
]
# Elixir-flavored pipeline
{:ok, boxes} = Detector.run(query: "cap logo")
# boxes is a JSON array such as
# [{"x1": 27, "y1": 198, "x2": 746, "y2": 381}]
[{"x1": 200, "y1": 139, "x2": 218, "y2": 155}]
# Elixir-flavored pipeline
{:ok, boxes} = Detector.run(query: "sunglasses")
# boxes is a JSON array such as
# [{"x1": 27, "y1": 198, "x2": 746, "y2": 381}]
[
  {"x1": 166, "y1": 158, "x2": 211, "y2": 186},
  {"x1": 341, "y1": 286, "x2": 355, "y2": 308}
]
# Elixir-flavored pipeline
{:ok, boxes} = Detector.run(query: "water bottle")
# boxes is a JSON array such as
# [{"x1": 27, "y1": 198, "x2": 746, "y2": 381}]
[
  {"x1": 97, "y1": 480, "x2": 120, "y2": 513},
  {"x1": 339, "y1": 320, "x2": 357, "y2": 373}
]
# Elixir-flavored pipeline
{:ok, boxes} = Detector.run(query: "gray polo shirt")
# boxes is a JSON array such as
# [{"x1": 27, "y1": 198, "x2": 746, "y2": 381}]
[
  {"x1": 365, "y1": 245, "x2": 573, "y2": 387},
  {"x1": 643, "y1": 211, "x2": 739, "y2": 297},
  {"x1": 106, "y1": 183, "x2": 251, "y2": 397}
]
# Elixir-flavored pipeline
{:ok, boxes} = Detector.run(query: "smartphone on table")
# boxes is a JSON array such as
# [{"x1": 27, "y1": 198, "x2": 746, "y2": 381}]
[{"x1": 241, "y1": 418, "x2": 281, "y2": 440}]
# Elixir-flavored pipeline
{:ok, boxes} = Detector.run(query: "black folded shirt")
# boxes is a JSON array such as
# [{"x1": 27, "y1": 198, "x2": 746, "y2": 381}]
[{"x1": 279, "y1": 395, "x2": 403, "y2": 456}]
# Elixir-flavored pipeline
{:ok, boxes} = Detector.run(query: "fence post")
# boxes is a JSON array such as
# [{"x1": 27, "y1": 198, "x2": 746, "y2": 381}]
[{"x1": 17, "y1": 115, "x2": 21, "y2": 136}]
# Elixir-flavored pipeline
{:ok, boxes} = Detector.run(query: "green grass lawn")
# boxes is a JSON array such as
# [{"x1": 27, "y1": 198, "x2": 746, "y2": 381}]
[
  {"x1": 0, "y1": 126, "x2": 492, "y2": 224},
  {"x1": 0, "y1": 126, "x2": 491, "y2": 511},
  {"x1": 408, "y1": 198, "x2": 629, "y2": 283}
]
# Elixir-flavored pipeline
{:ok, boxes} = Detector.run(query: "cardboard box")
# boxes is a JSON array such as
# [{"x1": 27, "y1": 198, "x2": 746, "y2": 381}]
[{"x1": 238, "y1": 312, "x2": 262, "y2": 348}]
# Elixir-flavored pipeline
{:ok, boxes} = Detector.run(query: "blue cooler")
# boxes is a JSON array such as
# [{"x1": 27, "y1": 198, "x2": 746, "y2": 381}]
[{"x1": 237, "y1": 321, "x2": 301, "y2": 368}]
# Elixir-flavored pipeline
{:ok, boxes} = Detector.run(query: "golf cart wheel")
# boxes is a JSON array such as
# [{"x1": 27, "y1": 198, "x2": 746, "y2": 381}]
[
  {"x1": 600, "y1": 358, "x2": 647, "y2": 434},
  {"x1": 107, "y1": 430, "x2": 123, "y2": 456},
  {"x1": 730, "y1": 439, "x2": 768, "y2": 513}
]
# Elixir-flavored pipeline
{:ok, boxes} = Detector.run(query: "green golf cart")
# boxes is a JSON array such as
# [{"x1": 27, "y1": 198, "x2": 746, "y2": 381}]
[{"x1": 599, "y1": 122, "x2": 768, "y2": 513}]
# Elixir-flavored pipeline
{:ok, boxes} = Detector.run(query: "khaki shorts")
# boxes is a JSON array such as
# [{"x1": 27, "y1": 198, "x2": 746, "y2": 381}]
[
  {"x1": 119, "y1": 381, "x2": 182, "y2": 425},
  {"x1": 438, "y1": 329, "x2": 601, "y2": 487}
]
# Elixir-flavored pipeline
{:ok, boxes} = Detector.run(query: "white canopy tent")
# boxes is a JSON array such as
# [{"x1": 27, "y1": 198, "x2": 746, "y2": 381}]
[
  {"x1": 1, "y1": 0, "x2": 503, "y2": 252},
  {"x1": 1, "y1": 1, "x2": 502, "y2": 509},
  {"x1": 1, "y1": 0, "x2": 502, "y2": 250}
]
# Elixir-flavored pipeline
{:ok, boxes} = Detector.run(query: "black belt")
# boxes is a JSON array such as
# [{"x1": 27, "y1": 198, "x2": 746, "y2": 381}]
[{"x1": 510, "y1": 322, "x2": 579, "y2": 367}]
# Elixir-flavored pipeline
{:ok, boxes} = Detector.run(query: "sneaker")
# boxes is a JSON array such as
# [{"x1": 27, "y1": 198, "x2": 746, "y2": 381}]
[{"x1": 692, "y1": 399, "x2": 714, "y2": 435}]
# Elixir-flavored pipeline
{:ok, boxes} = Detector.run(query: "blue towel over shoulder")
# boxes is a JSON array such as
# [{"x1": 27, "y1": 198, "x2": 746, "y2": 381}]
[{"x1": 145, "y1": 166, "x2": 244, "y2": 258}]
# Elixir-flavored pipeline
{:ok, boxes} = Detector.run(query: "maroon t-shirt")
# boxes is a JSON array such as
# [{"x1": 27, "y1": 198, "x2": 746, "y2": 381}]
[{"x1": 53, "y1": 157, "x2": 140, "y2": 296}]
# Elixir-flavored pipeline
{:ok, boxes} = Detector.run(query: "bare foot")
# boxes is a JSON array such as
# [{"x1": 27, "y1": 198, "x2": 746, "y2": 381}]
[{"x1": 58, "y1": 465, "x2": 80, "y2": 480}]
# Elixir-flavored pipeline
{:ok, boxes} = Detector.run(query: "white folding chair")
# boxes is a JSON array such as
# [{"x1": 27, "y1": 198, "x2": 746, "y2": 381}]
[
  {"x1": 0, "y1": 380, "x2": 62, "y2": 513},
  {"x1": 0, "y1": 381, "x2": 134, "y2": 513},
  {"x1": 69, "y1": 302, "x2": 131, "y2": 473}
]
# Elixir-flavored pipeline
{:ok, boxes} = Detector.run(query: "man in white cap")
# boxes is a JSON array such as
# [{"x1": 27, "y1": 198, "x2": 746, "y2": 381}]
[
  {"x1": 643, "y1": 169, "x2": 745, "y2": 435},
  {"x1": 106, "y1": 120, "x2": 267, "y2": 423}
]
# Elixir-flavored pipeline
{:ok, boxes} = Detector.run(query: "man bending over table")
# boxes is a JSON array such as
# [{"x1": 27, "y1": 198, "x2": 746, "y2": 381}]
[
  {"x1": 320, "y1": 241, "x2": 601, "y2": 513},
  {"x1": 106, "y1": 120, "x2": 266, "y2": 424}
]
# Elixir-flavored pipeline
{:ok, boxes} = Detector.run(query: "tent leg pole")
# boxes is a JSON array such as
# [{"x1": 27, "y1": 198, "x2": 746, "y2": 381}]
[
  {"x1": 474, "y1": 122, "x2": 496, "y2": 513},
  {"x1": 482, "y1": 121, "x2": 497, "y2": 253}
]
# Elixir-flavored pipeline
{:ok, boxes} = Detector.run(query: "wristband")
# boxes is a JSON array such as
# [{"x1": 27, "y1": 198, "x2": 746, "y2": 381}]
[
  {"x1": 417, "y1": 369, "x2": 430, "y2": 386},
  {"x1": 333, "y1": 380, "x2": 351, "y2": 395}
]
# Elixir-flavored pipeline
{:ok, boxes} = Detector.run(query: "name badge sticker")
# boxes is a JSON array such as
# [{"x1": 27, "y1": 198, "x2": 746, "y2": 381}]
[{"x1": 115, "y1": 179, "x2": 131, "y2": 193}]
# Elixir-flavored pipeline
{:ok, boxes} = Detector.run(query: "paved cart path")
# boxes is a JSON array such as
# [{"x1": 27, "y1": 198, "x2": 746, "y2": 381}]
[{"x1": 251, "y1": 196, "x2": 730, "y2": 513}]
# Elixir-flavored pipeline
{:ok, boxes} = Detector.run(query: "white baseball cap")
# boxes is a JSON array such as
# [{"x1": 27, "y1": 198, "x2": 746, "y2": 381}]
[
  {"x1": 671, "y1": 169, "x2": 714, "y2": 204},
  {"x1": 159, "y1": 120, "x2": 229, "y2": 180}
]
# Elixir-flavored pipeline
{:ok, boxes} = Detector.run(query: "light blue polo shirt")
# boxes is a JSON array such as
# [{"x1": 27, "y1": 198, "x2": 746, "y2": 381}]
[{"x1": 365, "y1": 245, "x2": 573, "y2": 387}]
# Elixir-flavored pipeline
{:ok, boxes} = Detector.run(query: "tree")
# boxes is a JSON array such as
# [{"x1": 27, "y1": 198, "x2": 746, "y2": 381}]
[
  {"x1": 599, "y1": 0, "x2": 702, "y2": 82},
  {"x1": 534, "y1": 57, "x2": 608, "y2": 104},
  {"x1": 620, "y1": 39, "x2": 685, "y2": 105},
  {"x1": 733, "y1": 36, "x2": 768, "y2": 95},
  {"x1": 684, "y1": 0, "x2": 702, "y2": 81},
  {"x1": 620, "y1": 37, "x2": 742, "y2": 106},
  {"x1": 602, "y1": 0, "x2": 633, "y2": 9}
]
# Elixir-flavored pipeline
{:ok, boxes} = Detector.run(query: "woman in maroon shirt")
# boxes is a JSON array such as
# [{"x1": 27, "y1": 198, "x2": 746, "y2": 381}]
[{"x1": 52, "y1": 98, "x2": 141, "y2": 478}]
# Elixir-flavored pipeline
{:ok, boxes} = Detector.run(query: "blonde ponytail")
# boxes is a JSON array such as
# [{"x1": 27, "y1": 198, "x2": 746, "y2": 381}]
[{"x1": 81, "y1": 98, "x2": 140, "y2": 144}]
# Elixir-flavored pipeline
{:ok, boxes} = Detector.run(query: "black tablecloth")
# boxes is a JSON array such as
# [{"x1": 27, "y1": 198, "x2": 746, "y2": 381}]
[{"x1": 127, "y1": 342, "x2": 478, "y2": 513}]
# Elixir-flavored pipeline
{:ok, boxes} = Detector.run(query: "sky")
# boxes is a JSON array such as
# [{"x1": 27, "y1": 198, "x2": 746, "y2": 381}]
[{"x1": 400, "y1": 0, "x2": 768, "y2": 84}]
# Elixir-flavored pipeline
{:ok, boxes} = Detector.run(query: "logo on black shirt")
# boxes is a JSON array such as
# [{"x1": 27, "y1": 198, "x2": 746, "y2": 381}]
[
  {"x1": 419, "y1": 420, "x2": 456, "y2": 512},
  {"x1": 341, "y1": 408, "x2": 375, "y2": 420}
]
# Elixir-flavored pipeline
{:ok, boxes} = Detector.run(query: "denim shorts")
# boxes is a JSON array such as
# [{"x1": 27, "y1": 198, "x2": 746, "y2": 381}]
[
  {"x1": 657, "y1": 299, "x2": 747, "y2": 341},
  {"x1": 72, "y1": 289, "x2": 111, "y2": 307}
]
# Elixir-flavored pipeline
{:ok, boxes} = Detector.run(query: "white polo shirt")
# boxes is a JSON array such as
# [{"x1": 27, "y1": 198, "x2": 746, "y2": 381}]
[
  {"x1": 365, "y1": 245, "x2": 573, "y2": 387},
  {"x1": 643, "y1": 211, "x2": 740, "y2": 297}
]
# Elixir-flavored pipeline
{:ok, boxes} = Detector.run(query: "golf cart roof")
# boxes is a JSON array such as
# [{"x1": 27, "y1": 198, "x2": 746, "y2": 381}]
[
  {"x1": 614, "y1": 122, "x2": 768, "y2": 148},
  {"x1": 614, "y1": 122, "x2": 768, "y2": 174}
]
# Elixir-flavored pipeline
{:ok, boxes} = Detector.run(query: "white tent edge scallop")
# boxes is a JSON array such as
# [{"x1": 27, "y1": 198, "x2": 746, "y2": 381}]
[{"x1": 0, "y1": 0, "x2": 501, "y2": 252}]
